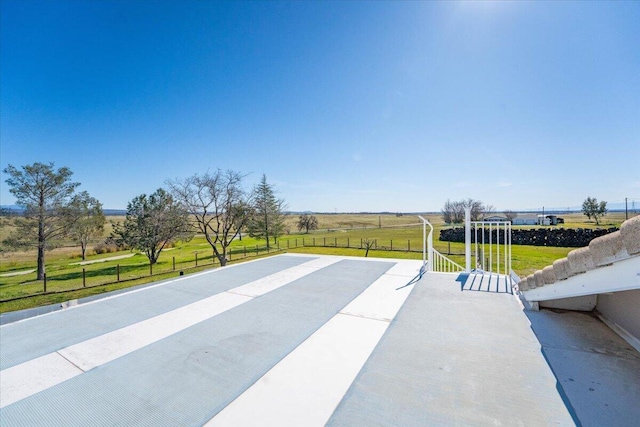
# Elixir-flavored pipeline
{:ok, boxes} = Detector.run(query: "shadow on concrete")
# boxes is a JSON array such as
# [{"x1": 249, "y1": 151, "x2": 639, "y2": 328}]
[
  {"x1": 455, "y1": 272, "x2": 513, "y2": 294},
  {"x1": 524, "y1": 308, "x2": 640, "y2": 427}
]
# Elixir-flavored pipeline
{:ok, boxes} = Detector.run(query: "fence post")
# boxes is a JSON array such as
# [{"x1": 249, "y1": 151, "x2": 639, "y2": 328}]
[
  {"x1": 287, "y1": 240, "x2": 290, "y2": 249},
  {"x1": 256, "y1": 245, "x2": 259, "y2": 255},
  {"x1": 303, "y1": 238, "x2": 305, "y2": 246},
  {"x1": 43, "y1": 273, "x2": 47, "y2": 293},
  {"x1": 173, "y1": 256, "x2": 176, "y2": 271},
  {"x1": 334, "y1": 237, "x2": 337, "y2": 247},
  {"x1": 83, "y1": 268, "x2": 86, "y2": 287},
  {"x1": 117, "y1": 264, "x2": 120, "y2": 282},
  {"x1": 347, "y1": 237, "x2": 350, "y2": 247},
  {"x1": 391, "y1": 240, "x2": 393, "y2": 251},
  {"x1": 465, "y1": 207, "x2": 471, "y2": 273},
  {"x1": 244, "y1": 246, "x2": 247, "y2": 257},
  {"x1": 408, "y1": 240, "x2": 410, "y2": 252},
  {"x1": 277, "y1": 241, "x2": 280, "y2": 250},
  {"x1": 150, "y1": 262, "x2": 153, "y2": 276},
  {"x1": 313, "y1": 237, "x2": 316, "y2": 246}
]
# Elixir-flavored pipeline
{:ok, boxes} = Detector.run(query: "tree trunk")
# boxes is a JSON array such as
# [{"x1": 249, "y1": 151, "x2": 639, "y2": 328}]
[
  {"x1": 37, "y1": 221, "x2": 45, "y2": 280},
  {"x1": 213, "y1": 245, "x2": 227, "y2": 266}
]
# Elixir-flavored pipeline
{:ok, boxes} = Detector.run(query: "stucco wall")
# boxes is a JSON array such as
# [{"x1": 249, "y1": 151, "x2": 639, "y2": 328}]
[{"x1": 597, "y1": 289, "x2": 640, "y2": 342}]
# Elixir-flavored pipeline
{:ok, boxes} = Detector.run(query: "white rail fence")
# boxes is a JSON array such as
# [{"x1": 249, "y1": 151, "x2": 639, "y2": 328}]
[{"x1": 418, "y1": 211, "x2": 511, "y2": 276}]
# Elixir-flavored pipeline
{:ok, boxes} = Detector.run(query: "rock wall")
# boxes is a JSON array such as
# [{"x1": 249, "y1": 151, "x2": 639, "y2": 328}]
[{"x1": 439, "y1": 227, "x2": 618, "y2": 247}]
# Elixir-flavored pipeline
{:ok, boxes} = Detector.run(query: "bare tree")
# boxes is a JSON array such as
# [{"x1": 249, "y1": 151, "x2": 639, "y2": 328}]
[
  {"x1": 3, "y1": 162, "x2": 79, "y2": 279},
  {"x1": 442, "y1": 198, "x2": 487, "y2": 224},
  {"x1": 167, "y1": 170, "x2": 252, "y2": 266},
  {"x1": 362, "y1": 238, "x2": 376, "y2": 257}
]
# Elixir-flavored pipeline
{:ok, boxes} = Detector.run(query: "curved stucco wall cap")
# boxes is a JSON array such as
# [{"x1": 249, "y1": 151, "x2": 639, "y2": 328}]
[
  {"x1": 567, "y1": 246, "x2": 595, "y2": 275},
  {"x1": 540, "y1": 265, "x2": 556, "y2": 285},
  {"x1": 620, "y1": 215, "x2": 640, "y2": 255},
  {"x1": 533, "y1": 270, "x2": 545, "y2": 288},
  {"x1": 589, "y1": 231, "x2": 628, "y2": 267},
  {"x1": 552, "y1": 257, "x2": 571, "y2": 281}
]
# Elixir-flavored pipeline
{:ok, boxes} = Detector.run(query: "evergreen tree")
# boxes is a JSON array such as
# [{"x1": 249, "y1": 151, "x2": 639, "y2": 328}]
[
  {"x1": 248, "y1": 174, "x2": 287, "y2": 248},
  {"x1": 3, "y1": 162, "x2": 80, "y2": 279}
]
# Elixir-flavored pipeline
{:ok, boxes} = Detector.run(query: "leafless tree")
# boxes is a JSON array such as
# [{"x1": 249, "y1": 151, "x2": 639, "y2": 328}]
[
  {"x1": 167, "y1": 170, "x2": 252, "y2": 266},
  {"x1": 442, "y1": 198, "x2": 488, "y2": 223},
  {"x1": 362, "y1": 238, "x2": 376, "y2": 257}
]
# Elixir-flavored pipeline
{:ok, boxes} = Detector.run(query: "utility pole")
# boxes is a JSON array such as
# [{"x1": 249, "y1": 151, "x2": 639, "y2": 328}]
[{"x1": 625, "y1": 198, "x2": 628, "y2": 220}]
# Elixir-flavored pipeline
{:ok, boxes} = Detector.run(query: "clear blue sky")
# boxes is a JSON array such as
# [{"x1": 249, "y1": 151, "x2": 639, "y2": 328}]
[{"x1": 2, "y1": 0, "x2": 639, "y2": 212}]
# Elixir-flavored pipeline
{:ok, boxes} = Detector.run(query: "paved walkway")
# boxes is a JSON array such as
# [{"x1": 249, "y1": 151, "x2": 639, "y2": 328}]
[{"x1": 1, "y1": 254, "x2": 636, "y2": 426}]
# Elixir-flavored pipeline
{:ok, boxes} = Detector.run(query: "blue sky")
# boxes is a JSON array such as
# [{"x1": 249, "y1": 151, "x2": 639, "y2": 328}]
[{"x1": 1, "y1": 0, "x2": 639, "y2": 212}]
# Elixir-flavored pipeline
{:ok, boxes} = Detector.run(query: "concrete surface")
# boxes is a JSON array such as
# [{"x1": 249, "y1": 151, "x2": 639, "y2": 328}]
[{"x1": 1, "y1": 254, "x2": 638, "y2": 426}]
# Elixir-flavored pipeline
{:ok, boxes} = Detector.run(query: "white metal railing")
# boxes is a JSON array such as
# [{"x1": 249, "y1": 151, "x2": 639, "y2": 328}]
[
  {"x1": 469, "y1": 220, "x2": 512, "y2": 277},
  {"x1": 432, "y1": 249, "x2": 465, "y2": 272},
  {"x1": 418, "y1": 215, "x2": 464, "y2": 273},
  {"x1": 418, "y1": 216, "x2": 433, "y2": 272}
]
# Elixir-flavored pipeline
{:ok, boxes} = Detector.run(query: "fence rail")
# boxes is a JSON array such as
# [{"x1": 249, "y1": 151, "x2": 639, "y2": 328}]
[{"x1": 2, "y1": 238, "x2": 462, "y2": 303}]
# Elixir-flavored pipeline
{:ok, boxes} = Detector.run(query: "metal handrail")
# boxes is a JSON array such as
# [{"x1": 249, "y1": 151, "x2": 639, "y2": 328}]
[{"x1": 432, "y1": 249, "x2": 465, "y2": 273}]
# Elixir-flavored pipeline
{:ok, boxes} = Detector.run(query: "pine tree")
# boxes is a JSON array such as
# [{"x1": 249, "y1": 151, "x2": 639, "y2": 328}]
[{"x1": 248, "y1": 174, "x2": 287, "y2": 248}]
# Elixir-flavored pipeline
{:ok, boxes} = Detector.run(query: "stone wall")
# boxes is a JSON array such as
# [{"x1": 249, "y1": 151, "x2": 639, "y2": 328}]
[{"x1": 439, "y1": 227, "x2": 618, "y2": 247}]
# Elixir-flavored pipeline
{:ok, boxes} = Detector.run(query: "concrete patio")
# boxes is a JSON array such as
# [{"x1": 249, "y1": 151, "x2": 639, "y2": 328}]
[{"x1": 1, "y1": 254, "x2": 638, "y2": 426}]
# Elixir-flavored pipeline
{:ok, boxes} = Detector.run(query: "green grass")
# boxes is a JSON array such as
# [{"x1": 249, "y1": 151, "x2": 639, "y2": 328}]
[{"x1": 1, "y1": 211, "x2": 633, "y2": 313}]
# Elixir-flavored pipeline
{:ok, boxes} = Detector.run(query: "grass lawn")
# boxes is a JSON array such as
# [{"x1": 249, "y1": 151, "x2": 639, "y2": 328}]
[{"x1": 1, "y1": 211, "x2": 634, "y2": 313}]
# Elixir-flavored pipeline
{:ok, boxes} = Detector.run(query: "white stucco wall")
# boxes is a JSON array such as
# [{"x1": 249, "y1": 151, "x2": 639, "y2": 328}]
[{"x1": 597, "y1": 289, "x2": 640, "y2": 343}]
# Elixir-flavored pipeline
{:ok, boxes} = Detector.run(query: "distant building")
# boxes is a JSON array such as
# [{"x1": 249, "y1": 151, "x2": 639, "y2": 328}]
[
  {"x1": 537, "y1": 215, "x2": 564, "y2": 226},
  {"x1": 513, "y1": 214, "x2": 538, "y2": 225},
  {"x1": 482, "y1": 215, "x2": 509, "y2": 222}
]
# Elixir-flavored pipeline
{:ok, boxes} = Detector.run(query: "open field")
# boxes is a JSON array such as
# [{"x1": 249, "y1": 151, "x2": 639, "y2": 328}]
[{"x1": 1, "y1": 211, "x2": 636, "y2": 313}]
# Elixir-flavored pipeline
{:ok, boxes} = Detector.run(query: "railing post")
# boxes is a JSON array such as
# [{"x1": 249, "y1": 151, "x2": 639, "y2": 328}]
[
  {"x1": 465, "y1": 207, "x2": 471, "y2": 273},
  {"x1": 418, "y1": 216, "x2": 433, "y2": 272}
]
